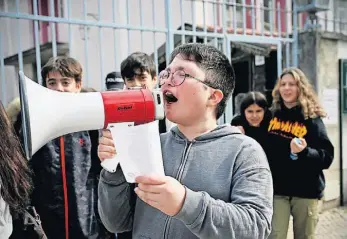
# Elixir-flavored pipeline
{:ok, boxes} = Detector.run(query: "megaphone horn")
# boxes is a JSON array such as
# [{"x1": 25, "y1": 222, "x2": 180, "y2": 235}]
[{"x1": 18, "y1": 71, "x2": 164, "y2": 159}]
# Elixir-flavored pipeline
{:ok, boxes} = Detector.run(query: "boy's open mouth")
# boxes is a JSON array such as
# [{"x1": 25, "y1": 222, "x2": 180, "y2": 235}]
[{"x1": 164, "y1": 91, "x2": 178, "y2": 103}]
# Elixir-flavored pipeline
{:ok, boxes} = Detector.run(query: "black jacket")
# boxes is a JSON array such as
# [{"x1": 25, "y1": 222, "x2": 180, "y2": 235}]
[
  {"x1": 231, "y1": 114, "x2": 270, "y2": 155},
  {"x1": 267, "y1": 105, "x2": 334, "y2": 199},
  {"x1": 7, "y1": 98, "x2": 112, "y2": 239}
]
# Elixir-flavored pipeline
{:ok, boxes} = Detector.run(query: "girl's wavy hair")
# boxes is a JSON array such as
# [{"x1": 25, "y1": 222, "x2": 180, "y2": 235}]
[
  {"x1": 272, "y1": 67, "x2": 326, "y2": 119},
  {"x1": 0, "y1": 102, "x2": 32, "y2": 218}
]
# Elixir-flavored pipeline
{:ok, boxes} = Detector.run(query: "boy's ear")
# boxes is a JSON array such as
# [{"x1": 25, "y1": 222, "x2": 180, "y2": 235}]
[
  {"x1": 76, "y1": 81, "x2": 82, "y2": 92},
  {"x1": 208, "y1": 89, "x2": 224, "y2": 106}
]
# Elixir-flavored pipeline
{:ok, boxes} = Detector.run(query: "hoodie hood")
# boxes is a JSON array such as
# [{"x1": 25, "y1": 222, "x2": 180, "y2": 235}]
[
  {"x1": 5, "y1": 97, "x2": 21, "y2": 125},
  {"x1": 170, "y1": 124, "x2": 242, "y2": 142}
]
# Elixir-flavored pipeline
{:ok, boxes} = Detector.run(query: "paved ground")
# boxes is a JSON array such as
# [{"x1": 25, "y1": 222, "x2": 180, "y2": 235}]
[{"x1": 287, "y1": 206, "x2": 347, "y2": 239}]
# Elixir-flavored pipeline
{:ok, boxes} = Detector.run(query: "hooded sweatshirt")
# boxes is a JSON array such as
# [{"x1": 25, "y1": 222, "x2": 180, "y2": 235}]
[
  {"x1": 98, "y1": 124, "x2": 273, "y2": 239},
  {"x1": 267, "y1": 105, "x2": 334, "y2": 199}
]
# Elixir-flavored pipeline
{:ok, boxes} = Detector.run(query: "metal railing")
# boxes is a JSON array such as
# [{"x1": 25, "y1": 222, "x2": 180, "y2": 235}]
[{"x1": 0, "y1": 0, "x2": 296, "y2": 122}]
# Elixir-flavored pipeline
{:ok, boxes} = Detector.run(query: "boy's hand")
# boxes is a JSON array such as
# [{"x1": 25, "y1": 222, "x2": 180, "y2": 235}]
[
  {"x1": 134, "y1": 175, "x2": 186, "y2": 217},
  {"x1": 98, "y1": 129, "x2": 116, "y2": 161}
]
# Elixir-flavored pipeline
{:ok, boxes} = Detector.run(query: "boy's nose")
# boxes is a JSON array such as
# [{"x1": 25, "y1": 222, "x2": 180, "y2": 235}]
[{"x1": 55, "y1": 84, "x2": 64, "y2": 92}]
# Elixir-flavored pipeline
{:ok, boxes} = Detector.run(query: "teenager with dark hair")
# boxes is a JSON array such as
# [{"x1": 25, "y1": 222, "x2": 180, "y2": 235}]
[
  {"x1": 7, "y1": 56, "x2": 113, "y2": 239},
  {"x1": 120, "y1": 52, "x2": 175, "y2": 133},
  {"x1": 231, "y1": 91, "x2": 272, "y2": 152},
  {"x1": 98, "y1": 43, "x2": 273, "y2": 239}
]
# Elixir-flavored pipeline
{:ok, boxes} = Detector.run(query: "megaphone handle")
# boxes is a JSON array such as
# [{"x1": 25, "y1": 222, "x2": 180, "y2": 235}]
[{"x1": 100, "y1": 156, "x2": 119, "y2": 173}]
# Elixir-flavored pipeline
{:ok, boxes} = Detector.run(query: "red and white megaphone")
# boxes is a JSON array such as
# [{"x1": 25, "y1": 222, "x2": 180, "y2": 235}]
[{"x1": 18, "y1": 71, "x2": 164, "y2": 160}]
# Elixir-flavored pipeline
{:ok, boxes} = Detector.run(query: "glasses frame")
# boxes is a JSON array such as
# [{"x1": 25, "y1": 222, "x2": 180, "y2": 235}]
[{"x1": 158, "y1": 69, "x2": 216, "y2": 89}]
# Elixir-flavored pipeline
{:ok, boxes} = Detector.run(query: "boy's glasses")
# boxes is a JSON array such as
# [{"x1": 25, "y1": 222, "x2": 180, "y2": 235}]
[{"x1": 158, "y1": 69, "x2": 216, "y2": 89}]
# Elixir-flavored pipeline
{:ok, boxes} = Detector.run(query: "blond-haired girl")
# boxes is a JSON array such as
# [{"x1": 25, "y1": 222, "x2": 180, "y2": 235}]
[{"x1": 267, "y1": 67, "x2": 334, "y2": 239}]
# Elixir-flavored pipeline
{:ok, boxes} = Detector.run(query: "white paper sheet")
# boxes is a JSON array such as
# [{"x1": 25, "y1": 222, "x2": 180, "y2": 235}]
[{"x1": 102, "y1": 121, "x2": 165, "y2": 183}]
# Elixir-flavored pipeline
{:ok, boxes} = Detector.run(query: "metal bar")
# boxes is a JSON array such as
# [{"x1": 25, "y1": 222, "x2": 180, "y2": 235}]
[
  {"x1": 15, "y1": 0, "x2": 23, "y2": 71},
  {"x1": 242, "y1": 0, "x2": 246, "y2": 34},
  {"x1": 180, "y1": 0, "x2": 185, "y2": 44},
  {"x1": 285, "y1": 7, "x2": 289, "y2": 39},
  {"x1": 165, "y1": 0, "x2": 174, "y2": 65},
  {"x1": 203, "y1": 0, "x2": 207, "y2": 43},
  {"x1": 152, "y1": 0, "x2": 158, "y2": 76},
  {"x1": 285, "y1": 7, "x2": 290, "y2": 68},
  {"x1": 176, "y1": 30, "x2": 294, "y2": 43},
  {"x1": 269, "y1": 0, "x2": 273, "y2": 36},
  {"x1": 67, "y1": 0, "x2": 72, "y2": 57},
  {"x1": 139, "y1": 0, "x2": 144, "y2": 51},
  {"x1": 225, "y1": 35, "x2": 233, "y2": 124},
  {"x1": 112, "y1": 0, "x2": 118, "y2": 71},
  {"x1": 222, "y1": 0, "x2": 227, "y2": 54},
  {"x1": 261, "y1": 1, "x2": 264, "y2": 36},
  {"x1": 33, "y1": 0, "x2": 42, "y2": 84},
  {"x1": 126, "y1": 0, "x2": 130, "y2": 55},
  {"x1": 83, "y1": 0, "x2": 89, "y2": 85},
  {"x1": 0, "y1": 12, "x2": 168, "y2": 32},
  {"x1": 227, "y1": 34, "x2": 293, "y2": 44},
  {"x1": 333, "y1": 7, "x2": 336, "y2": 32},
  {"x1": 98, "y1": 0, "x2": 104, "y2": 90},
  {"x1": 213, "y1": 0, "x2": 218, "y2": 47},
  {"x1": 192, "y1": 0, "x2": 197, "y2": 43},
  {"x1": 277, "y1": 42, "x2": 282, "y2": 76},
  {"x1": 277, "y1": 2, "x2": 281, "y2": 37},
  {"x1": 292, "y1": 1, "x2": 298, "y2": 67},
  {"x1": 324, "y1": 11, "x2": 328, "y2": 31},
  {"x1": 0, "y1": 33, "x2": 6, "y2": 104},
  {"x1": 233, "y1": 0, "x2": 237, "y2": 34},
  {"x1": 251, "y1": 0, "x2": 255, "y2": 35},
  {"x1": 49, "y1": 0, "x2": 57, "y2": 57},
  {"x1": 286, "y1": 43, "x2": 290, "y2": 68}
]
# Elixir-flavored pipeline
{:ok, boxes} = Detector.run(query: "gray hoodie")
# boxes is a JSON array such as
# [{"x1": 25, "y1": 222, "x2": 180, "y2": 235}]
[{"x1": 98, "y1": 124, "x2": 273, "y2": 239}]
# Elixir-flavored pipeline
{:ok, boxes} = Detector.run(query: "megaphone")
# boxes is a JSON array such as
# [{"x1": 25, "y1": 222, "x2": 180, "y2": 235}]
[{"x1": 18, "y1": 71, "x2": 164, "y2": 160}]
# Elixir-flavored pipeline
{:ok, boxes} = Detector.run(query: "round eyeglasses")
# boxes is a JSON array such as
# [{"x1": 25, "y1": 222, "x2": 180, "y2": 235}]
[{"x1": 158, "y1": 69, "x2": 216, "y2": 89}]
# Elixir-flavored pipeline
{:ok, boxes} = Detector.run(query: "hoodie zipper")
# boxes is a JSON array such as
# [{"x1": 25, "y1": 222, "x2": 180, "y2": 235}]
[{"x1": 163, "y1": 141, "x2": 194, "y2": 239}]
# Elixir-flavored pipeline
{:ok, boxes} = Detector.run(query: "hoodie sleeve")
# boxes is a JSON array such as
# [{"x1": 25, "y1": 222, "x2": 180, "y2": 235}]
[
  {"x1": 98, "y1": 166, "x2": 136, "y2": 233},
  {"x1": 297, "y1": 117, "x2": 334, "y2": 170},
  {"x1": 173, "y1": 139, "x2": 273, "y2": 239}
]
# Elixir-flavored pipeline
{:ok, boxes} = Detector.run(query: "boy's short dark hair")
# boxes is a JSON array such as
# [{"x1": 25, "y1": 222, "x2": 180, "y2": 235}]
[
  {"x1": 120, "y1": 52, "x2": 156, "y2": 80},
  {"x1": 170, "y1": 43, "x2": 235, "y2": 119},
  {"x1": 41, "y1": 56, "x2": 83, "y2": 85}
]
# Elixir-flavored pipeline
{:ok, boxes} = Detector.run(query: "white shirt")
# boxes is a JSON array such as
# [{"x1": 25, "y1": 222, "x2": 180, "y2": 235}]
[{"x1": 0, "y1": 186, "x2": 12, "y2": 239}]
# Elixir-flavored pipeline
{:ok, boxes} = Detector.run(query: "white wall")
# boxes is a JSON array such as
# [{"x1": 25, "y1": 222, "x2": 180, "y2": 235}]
[{"x1": 0, "y1": 0, "x2": 34, "y2": 105}]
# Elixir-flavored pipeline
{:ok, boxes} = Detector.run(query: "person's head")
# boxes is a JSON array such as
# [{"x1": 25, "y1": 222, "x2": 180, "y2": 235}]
[
  {"x1": 240, "y1": 91, "x2": 270, "y2": 127},
  {"x1": 272, "y1": 67, "x2": 326, "y2": 119},
  {"x1": 159, "y1": 43, "x2": 235, "y2": 125},
  {"x1": 0, "y1": 101, "x2": 32, "y2": 217},
  {"x1": 120, "y1": 52, "x2": 157, "y2": 90},
  {"x1": 105, "y1": 71, "x2": 124, "y2": 91},
  {"x1": 41, "y1": 56, "x2": 82, "y2": 93}
]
